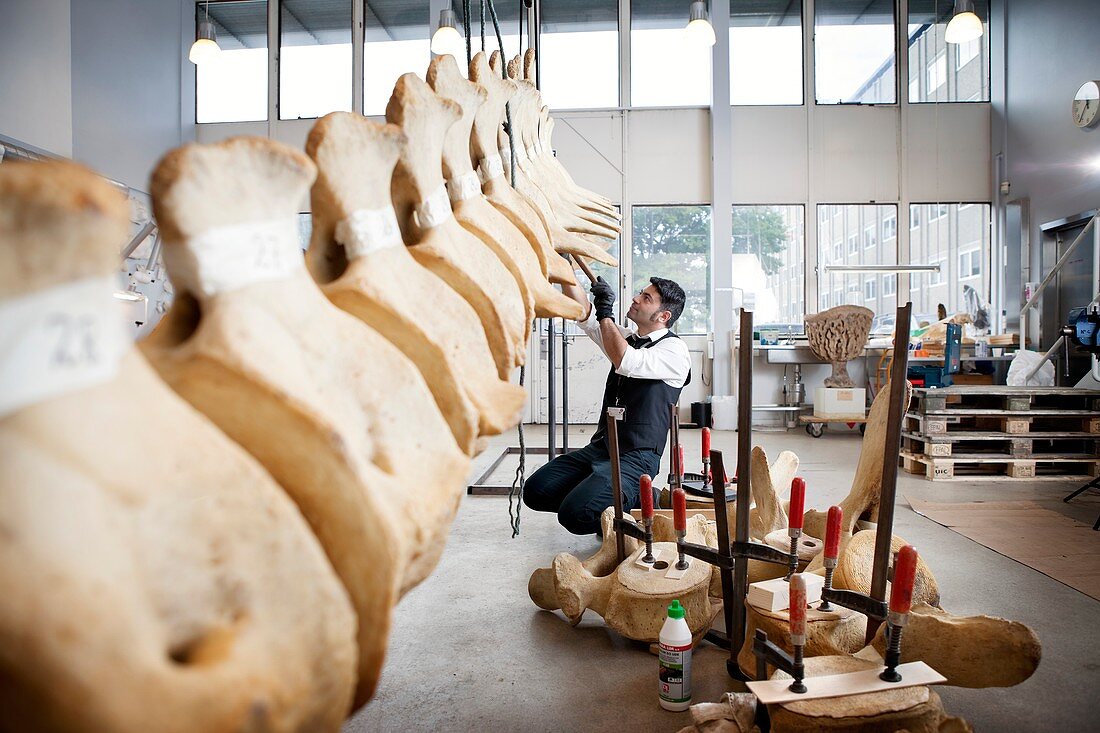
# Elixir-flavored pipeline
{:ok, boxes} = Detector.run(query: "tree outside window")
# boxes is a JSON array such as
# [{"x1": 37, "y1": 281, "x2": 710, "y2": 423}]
[{"x1": 631, "y1": 206, "x2": 711, "y2": 334}]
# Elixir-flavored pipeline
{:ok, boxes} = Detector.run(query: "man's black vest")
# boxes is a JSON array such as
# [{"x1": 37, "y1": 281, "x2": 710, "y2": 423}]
[{"x1": 590, "y1": 331, "x2": 691, "y2": 455}]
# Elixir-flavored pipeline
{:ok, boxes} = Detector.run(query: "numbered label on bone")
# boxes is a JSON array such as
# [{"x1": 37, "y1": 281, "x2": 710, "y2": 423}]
[
  {"x1": 0, "y1": 276, "x2": 127, "y2": 417},
  {"x1": 166, "y1": 217, "x2": 304, "y2": 297}
]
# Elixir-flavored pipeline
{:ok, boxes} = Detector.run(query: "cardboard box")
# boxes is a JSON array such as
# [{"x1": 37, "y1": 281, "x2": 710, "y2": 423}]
[{"x1": 814, "y1": 387, "x2": 866, "y2": 419}]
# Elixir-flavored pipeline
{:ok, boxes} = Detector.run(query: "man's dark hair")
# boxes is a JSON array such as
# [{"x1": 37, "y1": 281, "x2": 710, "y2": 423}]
[{"x1": 649, "y1": 277, "x2": 686, "y2": 326}]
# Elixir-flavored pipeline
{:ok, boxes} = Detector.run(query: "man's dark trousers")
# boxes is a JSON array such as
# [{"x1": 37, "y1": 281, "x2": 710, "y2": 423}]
[{"x1": 522, "y1": 441, "x2": 661, "y2": 535}]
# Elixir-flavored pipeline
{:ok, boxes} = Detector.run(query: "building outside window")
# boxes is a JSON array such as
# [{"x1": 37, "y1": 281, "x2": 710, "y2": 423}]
[
  {"x1": 731, "y1": 205, "x2": 805, "y2": 326},
  {"x1": 959, "y1": 246, "x2": 982, "y2": 279},
  {"x1": 541, "y1": 0, "x2": 618, "y2": 109},
  {"x1": 362, "y1": 1, "x2": 429, "y2": 117},
  {"x1": 279, "y1": 0, "x2": 353, "y2": 119},
  {"x1": 195, "y1": 0, "x2": 268, "y2": 123},
  {"x1": 864, "y1": 224, "x2": 876, "y2": 250},
  {"x1": 631, "y1": 3, "x2": 711, "y2": 106},
  {"x1": 632, "y1": 205, "x2": 711, "y2": 334},
  {"x1": 816, "y1": 0, "x2": 896, "y2": 104},
  {"x1": 817, "y1": 204, "x2": 897, "y2": 323},
  {"x1": 847, "y1": 233, "x2": 858, "y2": 254},
  {"x1": 907, "y1": 0, "x2": 990, "y2": 102},
  {"x1": 729, "y1": 0, "x2": 802, "y2": 105},
  {"x1": 883, "y1": 212, "x2": 897, "y2": 240},
  {"x1": 883, "y1": 273, "x2": 897, "y2": 296}
]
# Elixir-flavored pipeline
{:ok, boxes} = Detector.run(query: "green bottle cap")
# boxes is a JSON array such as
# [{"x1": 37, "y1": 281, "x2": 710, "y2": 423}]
[{"x1": 667, "y1": 599, "x2": 685, "y2": 619}]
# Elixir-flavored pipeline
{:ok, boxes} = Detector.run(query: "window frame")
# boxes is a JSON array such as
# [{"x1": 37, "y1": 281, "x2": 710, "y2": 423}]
[
  {"x1": 728, "y1": 0, "x2": 805, "y2": 107},
  {"x1": 630, "y1": 203, "x2": 714, "y2": 335},
  {"x1": 193, "y1": 0, "x2": 270, "y2": 125},
  {"x1": 276, "y1": 0, "x2": 355, "y2": 121},
  {"x1": 813, "y1": 0, "x2": 898, "y2": 106}
]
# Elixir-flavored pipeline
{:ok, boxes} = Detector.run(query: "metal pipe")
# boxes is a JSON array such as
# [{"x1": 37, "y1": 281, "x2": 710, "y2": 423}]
[
  {"x1": 866, "y1": 302, "x2": 912, "y2": 645},
  {"x1": 1023, "y1": 335, "x2": 1066, "y2": 383},
  {"x1": 1020, "y1": 215, "x2": 1097, "y2": 315},
  {"x1": 731, "y1": 308, "x2": 754, "y2": 668},
  {"x1": 606, "y1": 409, "x2": 625, "y2": 564},
  {"x1": 562, "y1": 319, "x2": 569, "y2": 453},
  {"x1": 120, "y1": 222, "x2": 157, "y2": 260},
  {"x1": 547, "y1": 317, "x2": 556, "y2": 459}
]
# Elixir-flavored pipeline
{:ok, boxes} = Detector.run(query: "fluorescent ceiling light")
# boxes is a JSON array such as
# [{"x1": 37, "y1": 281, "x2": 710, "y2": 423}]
[
  {"x1": 945, "y1": 0, "x2": 983, "y2": 44},
  {"x1": 825, "y1": 264, "x2": 941, "y2": 274},
  {"x1": 685, "y1": 1, "x2": 716, "y2": 47}
]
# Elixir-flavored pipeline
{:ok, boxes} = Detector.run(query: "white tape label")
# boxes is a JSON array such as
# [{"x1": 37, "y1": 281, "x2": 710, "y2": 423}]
[
  {"x1": 335, "y1": 206, "x2": 403, "y2": 259},
  {"x1": 478, "y1": 155, "x2": 505, "y2": 184},
  {"x1": 0, "y1": 276, "x2": 127, "y2": 417},
  {"x1": 166, "y1": 217, "x2": 303, "y2": 297},
  {"x1": 446, "y1": 171, "x2": 483, "y2": 202},
  {"x1": 413, "y1": 185, "x2": 453, "y2": 230}
]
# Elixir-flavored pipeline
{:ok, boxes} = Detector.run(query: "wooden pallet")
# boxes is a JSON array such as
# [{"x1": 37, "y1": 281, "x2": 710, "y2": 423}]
[
  {"x1": 902, "y1": 430, "x2": 1100, "y2": 458},
  {"x1": 905, "y1": 410, "x2": 1100, "y2": 436},
  {"x1": 912, "y1": 386, "x2": 1100, "y2": 416},
  {"x1": 900, "y1": 449, "x2": 1100, "y2": 481}
]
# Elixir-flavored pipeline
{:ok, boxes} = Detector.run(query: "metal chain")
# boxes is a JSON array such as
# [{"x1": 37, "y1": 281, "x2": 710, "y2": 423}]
[{"x1": 508, "y1": 363, "x2": 527, "y2": 537}]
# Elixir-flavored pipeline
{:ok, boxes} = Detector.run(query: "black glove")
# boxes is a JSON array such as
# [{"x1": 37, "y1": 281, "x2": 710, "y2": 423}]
[{"x1": 591, "y1": 276, "x2": 616, "y2": 321}]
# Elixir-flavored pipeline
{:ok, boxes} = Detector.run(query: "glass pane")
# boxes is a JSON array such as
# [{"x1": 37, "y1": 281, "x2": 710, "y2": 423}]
[
  {"x1": 541, "y1": 1, "x2": 618, "y2": 109},
  {"x1": 279, "y1": 0, "x2": 352, "y2": 120},
  {"x1": 815, "y1": 0, "x2": 896, "y2": 104},
  {"x1": 729, "y1": 0, "x2": 802, "y2": 105},
  {"x1": 632, "y1": 205, "x2": 711, "y2": 334},
  {"x1": 630, "y1": 2, "x2": 711, "y2": 107},
  {"x1": 457, "y1": 1, "x2": 523, "y2": 65},
  {"x1": 566, "y1": 207, "x2": 622, "y2": 333},
  {"x1": 196, "y1": 1, "x2": 268, "y2": 123},
  {"x1": 732, "y1": 205, "x2": 805, "y2": 329},
  {"x1": 907, "y1": 0, "x2": 989, "y2": 102},
  {"x1": 908, "y1": 203, "x2": 991, "y2": 319},
  {"x1": 363, "y1": 1, "x2": 429, "y2": 116},
  {"x1": 816, "y1": 204, "x2": 898, "y2": 331}
]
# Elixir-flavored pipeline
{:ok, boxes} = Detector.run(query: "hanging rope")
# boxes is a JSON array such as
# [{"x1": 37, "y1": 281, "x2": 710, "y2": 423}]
[
  {"x1": 485, "y1": 0, "x2": 519, "y2": 188},
  {"x1": 463, "y1": 0, "x2": 472, "y2": 65},
  {"x1": 485, "y1": 0, "x2": 526, "y2": 536}
]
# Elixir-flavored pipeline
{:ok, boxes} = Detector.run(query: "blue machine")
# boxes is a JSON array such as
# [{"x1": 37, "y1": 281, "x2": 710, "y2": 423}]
[{"x1": 907, "y1": 322, "x2": 962, "y2": 388}]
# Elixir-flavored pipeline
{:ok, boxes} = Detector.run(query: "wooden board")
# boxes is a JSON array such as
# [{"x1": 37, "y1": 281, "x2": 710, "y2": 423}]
[
  {"x1": 747, "y1": 575, "x2": 824, "y2": 612},
  {"x1": 800, "y1": 415, "x2": 867, "y2": 425},
  {"x1": 747, "y1": 662, "x2": 945, "y2": 705},
  {"x1": 904, "y1": 430, "x2": 1100, "y2": 442},
  {"x1": 912, "y1": 408, "x2": 1100, "y2": 417},
  {"x1": 913, "y1": 386, "x2": 1100, "y2": 397}
]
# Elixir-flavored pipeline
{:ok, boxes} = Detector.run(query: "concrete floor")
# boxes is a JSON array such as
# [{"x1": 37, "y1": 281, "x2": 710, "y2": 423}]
[{"x1": 345, "y1": 425, "x2": 1100, "y2": 732}]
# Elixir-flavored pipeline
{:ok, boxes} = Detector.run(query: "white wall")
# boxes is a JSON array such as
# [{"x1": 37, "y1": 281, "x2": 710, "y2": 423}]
[
  {"x1": 70, "y1": 0, "x2": 185, "y2": 191},
  {"x1": 999, "y1": 0, "x2": 1099, "y2": 242},
  {"x1": 0, "y1": 0, "x2": 73, "y2": 156}
]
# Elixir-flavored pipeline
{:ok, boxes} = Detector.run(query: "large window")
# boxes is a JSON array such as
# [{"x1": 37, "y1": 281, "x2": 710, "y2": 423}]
[
  {"x1": 196, "y1": 1, "x2": 268, "y2": 123},
  {"x1": 279, "y1": 0, "x2": 352, "y2": 120},
  {"x1": 815, "y1": 0, "x2": 896, "y2": 104},
  {"x1": 729, "y1": 0, "x2": 802, "y2": 105},
  {"x1": 362, "y1": 1, "x2": 429, "y2": 117},
  {"x1": 907, "y1": 0, "x2": 989, "y2": 103},
  {"x1": 541, "y1": 0, "x2": 618, "y2": 109},
  {"x1": 817, "y1": 204, "x2": 898, "y2": 327},
  {"x1": 909, "y1": 203, "x2": 991, "y2": 317},
  {"x1": 630, "y1": 4, "x2": 711, "y2": 107},
  {"x1": 632, "y1": 205, "x2": 711, "y2": 334},
  {"x1": 732, "y1": 205, "x2": 805, "y2": 327}
]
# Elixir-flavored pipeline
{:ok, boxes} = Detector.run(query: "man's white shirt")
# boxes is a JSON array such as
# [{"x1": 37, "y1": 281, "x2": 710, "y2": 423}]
[{"x1": 578, "y1": 309, "x2": 691, "y2": 389}]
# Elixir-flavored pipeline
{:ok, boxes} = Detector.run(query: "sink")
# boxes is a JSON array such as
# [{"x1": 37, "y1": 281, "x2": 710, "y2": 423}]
[{"x1": 762, "y1": 346, "x2": 827, "y2": 364}]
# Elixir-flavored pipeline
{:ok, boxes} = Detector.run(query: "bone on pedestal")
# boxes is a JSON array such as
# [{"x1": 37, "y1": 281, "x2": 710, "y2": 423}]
[
  {"x1": 469, "y1": 51, "x2": 577, "y2": 286},
  {"x1": 529, "y1": 510, "x2": 720, "y2": 642},
  {"x1": 426, "y1": 54, "x2": 584, "y2": 321},
  {"x1": 738, "y1": 601, "x2": 868, "y2": 679},
  {"x1": 802, "y1": 380, "x2": 913, "y2": 542},
  {"x1": 804, "y1": 305, "x2": 874, "y2": 389},
  {"x1": 870, "y1": 603, "x2": 1041, "y2": 688},
  {"x1": 766, "y1": 656, "x2": 972, "y2": 733},
  {"x1": 386, "y1": 72, "x2": 528, "y2": 377},
  {"x1": 820, "y1": 530, "x2": 941, "y2": 609},
  {"x1": 0, "y1": 160, "x2": 357, "y2": 730},
  {"x1": 143, "y1": 137, "x2": 470, "y2": 705}
]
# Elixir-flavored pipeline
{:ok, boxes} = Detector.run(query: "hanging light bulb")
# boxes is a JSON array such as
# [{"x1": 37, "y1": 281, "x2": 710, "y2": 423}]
[
  {"x1": 189, "y1": 2, "x2": 220, "y2": 65},
  {"x1": 685, "y1": 1, "x2": 716, "y2": 47},
  {"x1": 945, "y1": 0, "x2": 983, "y2": 44},
  {"x1": 431, "y1": 9, "x2": 464, "y2": 57}
]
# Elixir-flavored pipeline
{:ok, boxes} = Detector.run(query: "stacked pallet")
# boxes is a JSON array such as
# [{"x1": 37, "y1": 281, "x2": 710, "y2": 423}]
[{"x1": 901, "y1": 386, "x2": 1100, "y2": 481}]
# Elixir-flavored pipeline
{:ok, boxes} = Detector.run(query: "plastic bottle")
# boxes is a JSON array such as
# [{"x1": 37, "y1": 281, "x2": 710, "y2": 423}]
[{"x1": 658, "y1": 599, "x2": 693, "y2": 711}]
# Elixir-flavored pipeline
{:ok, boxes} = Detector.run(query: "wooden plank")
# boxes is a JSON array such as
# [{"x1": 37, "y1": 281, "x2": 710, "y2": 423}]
[
  {"x1": 903, "y1": 452, "x2": 1100, "y2": 464},
  {"x1": 902, "y1": 431, "x2": 1100, "y2": 442},
  {"x1": 918, "y1": 408, "x2": 1097, "y2": 417},
  {"x1": 1007, "y1": 461, "x2": 1037, "y2": 478},
  {"x1": 913, "y1": 386, "x2": 1100, "y2": 396},
  {"x1": 747, "y1": 662, "x2": 946, "y2": 705}
]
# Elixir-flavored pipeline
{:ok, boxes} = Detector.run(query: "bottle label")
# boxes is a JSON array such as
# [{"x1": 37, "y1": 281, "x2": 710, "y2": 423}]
[{"x1": 658, "y1": 641, "x2": 692, "y2": 704}]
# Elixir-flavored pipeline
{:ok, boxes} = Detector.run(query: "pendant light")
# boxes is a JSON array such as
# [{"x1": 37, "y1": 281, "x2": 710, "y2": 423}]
[
  {"x1": 431, "y1": 8, "x2": 464, "y2": 56},
  {"x1": 944, "y1": 0, "x2": 983, "y2": 44},
  {"x1": 685, "y1": 1, "x2": 716, "y2": 47},
  {"x1": 189, "y1": 1, "x2": 220, "y2": 65}
]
